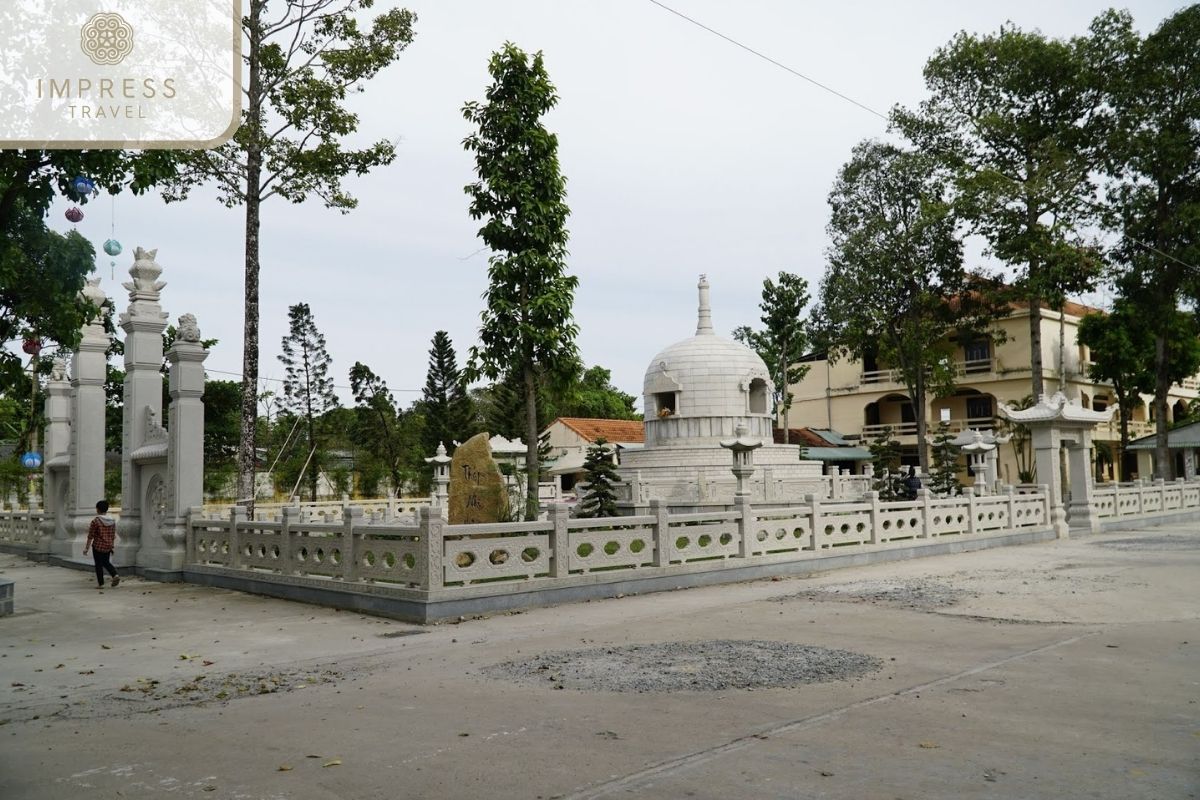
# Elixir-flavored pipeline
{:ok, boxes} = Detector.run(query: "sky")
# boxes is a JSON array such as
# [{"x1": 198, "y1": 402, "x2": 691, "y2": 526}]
[{"x1": 42, "y1": 0, "x2": 1182, "y2": 413}]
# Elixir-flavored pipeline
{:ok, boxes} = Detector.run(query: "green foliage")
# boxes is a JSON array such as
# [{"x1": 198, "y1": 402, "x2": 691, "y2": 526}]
[
  {"x1": 867, "y1": 426, "x2": 904, "y2": 500},
  {"x1": 1077, "y1": 303, "x2": 1154, "y2": 460},
  {"x1": 576, "y1": 437, "x2": 620, "y2": 518},
  {"x1": 816, "y1": 140, "x2": 1005, "y2": 472},
  {"x1": 202, "y1": 380, "x2": 242, "y2": 497},
  {"x1": 1087, "y1": 7, "x2": 1200, "y2": 478},
  {"x1": 928, "y1": 422, "x2": 961, "y2": 497},
  {"x1": 349, "y1": 361, "x2": 425, "y2": 495},
  {"x1": 462, "y1": 43, "x2": 580, "y2": 520},
  {"x1": 997, "y1": 395, "x2": 1037, "y2": 483},
  {"x1": 420, "y1": 331, "x2": 476, "y2": 458},
  {"x1": 894, "y1": 21, "x2": 1101, "y2": 397},
  {"x1": 279, "y1": 303, "x2": 339, "y2": 501},
  {"x1": 552, "y1": 366, "x2": 639, "y2": 421},
  {"x1": 732, "y1": 271, "x2": 811, "y2": 439}
]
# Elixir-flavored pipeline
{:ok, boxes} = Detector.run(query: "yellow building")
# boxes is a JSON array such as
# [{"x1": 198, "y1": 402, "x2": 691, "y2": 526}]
[{"x1": 788, "y1": 301, "x2": 1200, "y2": 483}]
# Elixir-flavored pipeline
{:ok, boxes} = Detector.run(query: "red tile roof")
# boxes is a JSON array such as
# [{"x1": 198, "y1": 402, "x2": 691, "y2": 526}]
[
  {"x1": 773, "y1": 427, "x2": 833, "y2": 446},
  {"x1": 553, "y1": 417, "x2": 645, "y2": 444}
]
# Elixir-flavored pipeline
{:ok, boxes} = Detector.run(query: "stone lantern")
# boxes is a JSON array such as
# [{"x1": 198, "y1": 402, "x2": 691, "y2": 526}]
[
  {"x1": 425, "y1": 442, "x2": 452, "y2": 508},
  {"x1": 719, "y1": 423, "x2": 762, "y2": 497}
]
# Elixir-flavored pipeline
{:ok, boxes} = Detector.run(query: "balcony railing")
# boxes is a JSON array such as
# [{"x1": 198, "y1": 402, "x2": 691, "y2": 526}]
[
  {"x1": 860, "y1": 358, "x2": 994, "y2": 386},
  {"x1": 860, "y1": 416, "x2": 998, "y2": 440}
]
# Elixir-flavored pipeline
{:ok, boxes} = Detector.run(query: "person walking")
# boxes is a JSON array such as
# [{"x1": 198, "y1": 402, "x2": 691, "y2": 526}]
[{"x1": 84, "y1": 500, "x2": 120, "y2": 589}]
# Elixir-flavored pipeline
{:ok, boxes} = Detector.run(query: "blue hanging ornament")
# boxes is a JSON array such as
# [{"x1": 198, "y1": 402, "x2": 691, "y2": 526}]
[
  {"x1": 70, "y1": 175, "x2": 96, "y2": 202},
  {"x1": 103, "y1": 238, "x2": 122, "y2": 258}
]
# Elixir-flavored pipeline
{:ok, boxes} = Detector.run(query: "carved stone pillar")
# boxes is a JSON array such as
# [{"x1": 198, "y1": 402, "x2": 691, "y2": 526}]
[
  {"x1": 141, "y1": 314, "x2": 209, "y2": 576},
  {"x1": 54, "y1": 278, "x2": 110, "y2": 560},
  {"x1": 119, "y1": 247, "x2": 170, "y2": 565}
]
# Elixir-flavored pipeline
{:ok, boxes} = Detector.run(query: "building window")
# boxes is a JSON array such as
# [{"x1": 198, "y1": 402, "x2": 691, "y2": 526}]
[
  {"x1": 966, "y1": 396, "x2": 993, "y2": 421},
  {"x1": 901, "y1": 402, "x2": 915, "y2": 423},
  {"x1": 748, "y1": 378, "x2": 769, "y2": 414},
  {"x1": 964, "y1": 340, "x2": 991, "y2": 372}
]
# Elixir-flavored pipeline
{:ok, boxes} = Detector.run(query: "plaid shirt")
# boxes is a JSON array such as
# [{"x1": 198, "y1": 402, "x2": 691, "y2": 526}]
[{"x1": 87, "y1": 517, "x2": 117, "y2": 553}]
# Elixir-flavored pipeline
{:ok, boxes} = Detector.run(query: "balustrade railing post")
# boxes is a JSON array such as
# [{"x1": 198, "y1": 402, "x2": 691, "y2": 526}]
[
  {"x1": 917, "y1": 489, "x2": 932, "y2": 539},
  {"x1": 280, "y1": 506, "x2": 298, "y2": 575},
  {"x1": 866, "y1": 491, "x2": 880, "y2": 544},
  {"x1": 549, "y1": 503, "x2": 570, "y2": 578},
  {"x1": 1136, "y1": 479, "x2": 1146, "y2": 515},
  {"x1": 966, "y1": 488, "x2": 978, "y2": 535},
  {"x1": 1006, "y1": 486, "x2": 1017, "y2": 529},
  {"x1": 185, "y1": 506, "x2": 202, "y2": 564},
  {"x1": 229, "y1": 506, "x2": 246, "y2": 569},
  {"x1": 651, "y1": 499, "x2": 671, "y2": 566},
  {"x1": 735, "y1": 495, "x2": 753, "y2": 558},
  {"x1": 419, "y1": 506, "x2": 444, "y2": 591},
  {"x1": 341, "y1": 507, "x2": 362, "y2": 582},
  {"x1": 807, "y1": 494, "x2": 821, "y2": 550}
]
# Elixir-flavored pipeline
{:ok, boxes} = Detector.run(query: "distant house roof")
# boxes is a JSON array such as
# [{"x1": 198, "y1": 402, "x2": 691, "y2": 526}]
[
  {"x1": 552, "y1": 417, "x2": 645, "y2": 445},
  {"x1": 1127, "y1": 422, "x2": 1200, "y2": 450},
  {"x1": 804, "y1": 446, "x2": 873, "y2": 461},
  {"x1": 773, "y1": 427, "x2": 854, "y2": 447}
]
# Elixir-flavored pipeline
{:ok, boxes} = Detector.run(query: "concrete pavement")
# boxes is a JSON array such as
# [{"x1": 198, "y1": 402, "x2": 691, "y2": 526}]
[{"x1": 1, "y1": 522, "x2": 1197, "y2": 799}]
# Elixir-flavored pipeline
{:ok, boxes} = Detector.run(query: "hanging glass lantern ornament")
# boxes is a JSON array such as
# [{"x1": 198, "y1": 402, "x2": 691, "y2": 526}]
[
  {"x1": 103, "y1": 238, "x2": 122, "y2": 258},
  {"x1": 65, "y1": 206, "x2": 84, "y2": 223},
  {"x1": 22, "y1": 337, "x2": 42, "y2": 356},
  {"x1": 70, "y1": 175, "x2": 96, "y2": 201}
]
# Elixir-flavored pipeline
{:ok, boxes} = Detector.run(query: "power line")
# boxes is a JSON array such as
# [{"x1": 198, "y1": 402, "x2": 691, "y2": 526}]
[
  {"x1": 203, "y1": 367, "x2": 423, "y2": 393},
  {"x1": 647, "y1": 0, "x2": 1200, "y2": 278},
  {"x1": 645, "y1": 0, "x2": 888, "y2": 121}
]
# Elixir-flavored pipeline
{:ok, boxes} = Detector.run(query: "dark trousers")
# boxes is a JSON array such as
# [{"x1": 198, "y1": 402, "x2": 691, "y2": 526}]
[{"x1": 93, "y1": 550, "x2": 117, "y2": 585}]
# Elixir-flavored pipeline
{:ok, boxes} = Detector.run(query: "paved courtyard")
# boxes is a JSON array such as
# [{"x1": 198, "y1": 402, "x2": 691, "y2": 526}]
[{"x1": 1, "y1": 522, "x2": 1197, "y2": 799}]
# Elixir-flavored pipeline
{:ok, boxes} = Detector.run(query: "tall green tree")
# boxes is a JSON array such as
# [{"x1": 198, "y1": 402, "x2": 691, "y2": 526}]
[
  {"x1": 349, "y1": 361, "x2": 407, "y2": 493},
  {"x1": 816, "y1": 140, "x2": 1005, "y2": 473},
  {"x1": 894, "y1": 21, "x2": 1101, "y2": 398},
  {"x1": 1077, "y1": 303, "x2": 1155, "y2": 475},
  {"x1": 732, "y1": 271, "x2": 811, "y2": 441},
  {"x1": 1087, "y1": 7, "x2": 1200, "y2": 479},
  {"x1": 279, "y1": 303, "x2": 339, "y2": 501},
  {"x1": 577, "y1": 437, "x2": 620, "y2": 518},
  {"x1": 420, "y1": 331, "x2": 475, "y2": 457},
  {"x1": 553, "y1": 365, "x2": 638, "y2": 421},
  {"x1": 462, "y1": 43, "x2": 581, "y2": 521},
  {"x1": 163, "y1": 0, "x2": 416, "y2": 507},
  {"x1": 928, "y1": 421, "x2": 961, "y2": 497}
]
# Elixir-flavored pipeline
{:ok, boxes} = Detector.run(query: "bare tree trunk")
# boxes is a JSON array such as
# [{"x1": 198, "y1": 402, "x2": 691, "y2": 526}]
[
  {"x1": 1026, "y1": 191, "x2": 1044, "y2": 399},
  {"x1": 1154, "y1": 332, "x2": 1172, "y2": 479},
  {"x1": 236, "y1": 0, "x2": 263, "y2": 512},
  {"x1": 914, "y1": 371, "x2": 929, "y2": 475},
  {"x1": 522, "y1": 364, "x2": 539, "y2": 521},
  {"x1": 779, "y1": 352, "x2": 789, "y2": 444}
]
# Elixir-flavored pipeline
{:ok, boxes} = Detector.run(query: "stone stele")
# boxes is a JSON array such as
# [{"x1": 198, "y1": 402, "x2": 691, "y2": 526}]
[{"x1": 448, "y1": 432, "x2": 510, "y2": 525}]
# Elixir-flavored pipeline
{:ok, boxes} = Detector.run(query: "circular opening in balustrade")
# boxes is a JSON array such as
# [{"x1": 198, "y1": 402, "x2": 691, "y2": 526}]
[{"x1": 484, "y1": 640, "x2": 882, "y2": 693}]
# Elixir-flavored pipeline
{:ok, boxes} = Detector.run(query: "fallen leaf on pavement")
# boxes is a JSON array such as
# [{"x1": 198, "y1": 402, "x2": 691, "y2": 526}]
[{"x1": 323, "y1": 759, "x2": 342, "y2": 768}]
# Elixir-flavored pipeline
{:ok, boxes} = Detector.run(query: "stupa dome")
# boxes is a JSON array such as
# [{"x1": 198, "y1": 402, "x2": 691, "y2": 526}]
[{"x1": 641, "y1": 276, "x2": 774, "y2": 447}]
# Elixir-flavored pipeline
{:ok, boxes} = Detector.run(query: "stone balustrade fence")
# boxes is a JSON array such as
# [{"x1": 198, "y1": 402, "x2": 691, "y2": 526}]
[
  {"x1": 182, "y1": 487, "x2": 1054, "y2": 621},
  {"x1": 1091, "y1": 478, "x2": 1200, "y2": 519}
]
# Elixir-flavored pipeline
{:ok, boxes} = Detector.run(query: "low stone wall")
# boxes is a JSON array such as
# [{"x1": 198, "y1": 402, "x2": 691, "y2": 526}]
[
  {"x1": 0, "y1": 509, "x2": 46, "y2": 553},
  {"x1": 183, "y1": 488, "x2": 1055, "y2": 622},
  {"x1": 1092, "y1": 478, "x2": 1200, "y2": 520}
]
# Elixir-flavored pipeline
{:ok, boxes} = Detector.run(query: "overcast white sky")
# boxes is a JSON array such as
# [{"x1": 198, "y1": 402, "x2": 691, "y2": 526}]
[{"x1": 44, "y1": 0, "x2": 1180, "y2": 412}]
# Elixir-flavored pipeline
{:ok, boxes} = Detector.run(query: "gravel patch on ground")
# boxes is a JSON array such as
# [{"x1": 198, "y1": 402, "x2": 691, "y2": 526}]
[
  {"x1": 483, "y1": 639, "x2": 882, "y2": 692},
  {"x1": 773, "y1": 578, "x2": 973, "y2": 610},
  {"x1": 2, "y1": 665, "x2": 344, "y2": 724},
  {"x1": 1092, "y1": 535, "x2": 1200, "y2": 552}
]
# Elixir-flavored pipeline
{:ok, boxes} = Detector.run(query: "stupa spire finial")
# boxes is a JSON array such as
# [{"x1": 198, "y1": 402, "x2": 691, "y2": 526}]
[{"x1": 696, "y1": 274, "x2": 713, "y2": 335}]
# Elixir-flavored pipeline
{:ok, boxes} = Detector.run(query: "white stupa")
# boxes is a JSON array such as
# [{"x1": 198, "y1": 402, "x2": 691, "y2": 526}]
[{"x1": 615, "y1": 276, "x2": 825, "y2": 508}]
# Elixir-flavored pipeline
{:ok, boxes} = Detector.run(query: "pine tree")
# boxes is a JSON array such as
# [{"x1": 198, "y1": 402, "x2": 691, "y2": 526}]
[
  {"x1": 928, "y1": 421, "x2": 961, "y2": 497},
  {"x1": 421, "y1": 331, "x2": 475, "y2": 457},
  {"x1": 279, "y1": 303, "x2": 338, "y2": 501},
  {"x1": 868, "y1": 426, "x2": 904, "y2": 500},
  {"x1": 577, "y1": 438, "x2": 620, "y2": 518}
]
